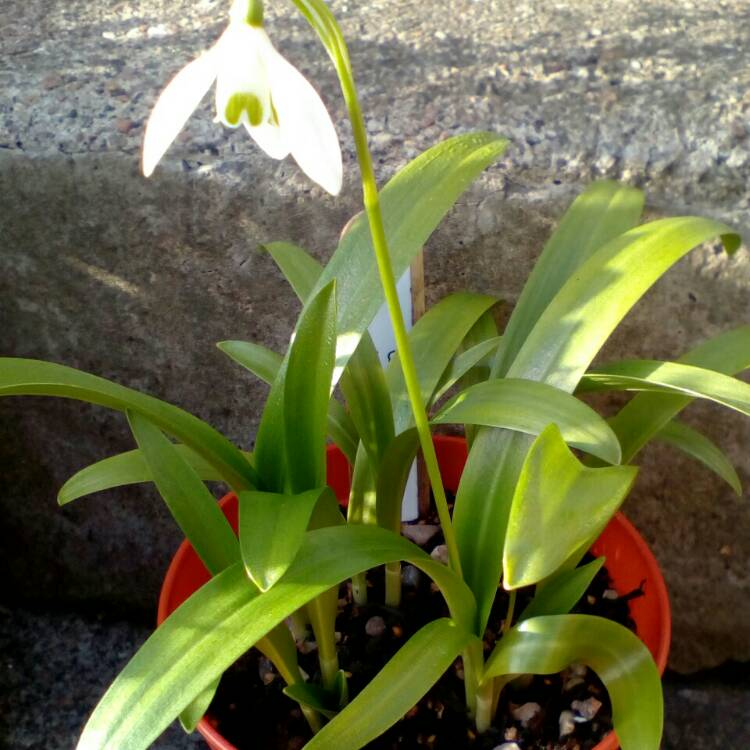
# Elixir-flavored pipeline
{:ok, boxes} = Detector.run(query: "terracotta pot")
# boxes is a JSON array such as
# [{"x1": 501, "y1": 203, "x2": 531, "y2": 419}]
[{"x1": 159, "y1": 436, "x2": 671, "y2": 750}]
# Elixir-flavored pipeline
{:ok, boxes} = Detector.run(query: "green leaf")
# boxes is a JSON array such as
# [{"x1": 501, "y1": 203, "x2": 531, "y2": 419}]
[
  {"x1": 579, "y1": 360, "x2": 750, "y2": 418},
  {"x1": 326, "y1": 399, "x2": 359, "y2": 464},
  {"x1": 218, "y1": 340, "x2": 282, "y2": 385},
  {"x1": 264, "y1": 241, "x2": 323, "y2": 301},
  {"x1": 178, "y1": 679, "x2": 218, "y2": 733},
  {"x1": 284, "y1": 281, "x2": 337, "y2": 493},
  {"x1": 432, "y1": 337, "x2": 502, "y2": 404},
  {"x1": 239, "y1": 487, "x2": 341, "y2": 590},
  {"x1": 376, "y1": 428, "x2": 420, "y2": 533},
  {"x1": 0, "y1": 358, "x2": 257, "y2": 491},
  {"x1": 127, "y1": 411, "x2": 239, "y2": 576},
  {"x1": 385, "y1": 292, "x2": 497, "y2": 432},
  {"x1": 607, "y1": 326, "x2": 750, "y2": 462},
  {"x1": 340, "y1": 334, "x2": 395, "y2": 467},
  {"x1": 654, "y1": 420, "x2": 742, "y2": 495},
  {"x1": 77, "y1": 525, "x2": 475, "y2": 750},
  {"x1": 310, "y1": 133, "x2": 509, "y2": 383},
  {"x1": 492, "y1": 181, "x2": 645, "y2": 378},
  {"x1": 484, "y1": 614, "x2": 663, "y2": 750},
  {"x1": 503, "y1": 425, "x2": 636, "y2": 589},
  {"x1": 346, "y1": 442, "x2": 377, "y2": 525},
  {"x1": 218, "y1": 340, "x2": 358, "y2": 464},
  {"x1": 57, "y1": 445, "x2": 238, "y2": 505},
  {"x1": 433, "y1": 378, "x2": 622, "y2": 465},
  {"x1": 453, "y1": 214, "x2": 738, "y2": 632},
  {"x1": 519, "y1": 558, "x2": 605, "y2": 621},
  {"x1": 508, "y1": 217, "x2": 738, "y2": 391},
  {"x1": 253, "y1": 282, "x2": 336, "y2": 492},
  {"x1": 283, "y1": 681, "x2": 341, "y2": 720},
  {"x1": 304, "y1": 619, "x2": 474, "y2": 750}
]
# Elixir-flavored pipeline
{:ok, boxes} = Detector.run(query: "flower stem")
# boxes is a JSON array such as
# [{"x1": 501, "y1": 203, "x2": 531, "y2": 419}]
[{"x1": 302, "y1": 1, "x2": 463, "y2": 579}]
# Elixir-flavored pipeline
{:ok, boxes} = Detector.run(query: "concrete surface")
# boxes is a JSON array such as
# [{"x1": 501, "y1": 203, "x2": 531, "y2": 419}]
[{"x1": 1, "y1": 0, "x2": 749, "y2": 673}]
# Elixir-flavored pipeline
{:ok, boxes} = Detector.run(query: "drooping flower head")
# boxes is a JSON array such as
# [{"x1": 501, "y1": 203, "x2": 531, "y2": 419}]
[{"x1": 142, "y1": 0, "x2": 343, "y2": 195}]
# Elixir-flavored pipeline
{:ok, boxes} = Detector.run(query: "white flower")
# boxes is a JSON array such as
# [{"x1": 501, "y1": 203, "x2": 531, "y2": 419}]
[{"x1": 142, "y1": 1, "x2": 343, "y2": 195}]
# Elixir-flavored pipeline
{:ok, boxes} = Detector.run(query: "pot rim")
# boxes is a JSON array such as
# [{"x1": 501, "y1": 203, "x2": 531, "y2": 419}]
[{"x1": 158, "y1": 435, "x2": 671, "y2": 750}]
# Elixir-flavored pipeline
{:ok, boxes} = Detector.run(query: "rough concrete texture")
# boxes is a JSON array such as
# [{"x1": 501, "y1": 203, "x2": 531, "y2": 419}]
[
  {"x1": 1, "y1": 0, "x2": 749, "y2": 672},
  {"x1": 2, "y1": 606, "x2": 749, "y2": 749}
]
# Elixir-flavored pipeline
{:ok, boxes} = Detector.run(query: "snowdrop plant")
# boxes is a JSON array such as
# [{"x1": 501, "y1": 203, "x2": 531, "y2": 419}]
[{"x1": 1, "y1": 1, "x2": 747, "y2": 749}]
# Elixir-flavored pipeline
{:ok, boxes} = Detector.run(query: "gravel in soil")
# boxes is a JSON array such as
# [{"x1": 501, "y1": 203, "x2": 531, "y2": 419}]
[{"x1": 209, "y1": 519, "x2": 644, "y2": 750}]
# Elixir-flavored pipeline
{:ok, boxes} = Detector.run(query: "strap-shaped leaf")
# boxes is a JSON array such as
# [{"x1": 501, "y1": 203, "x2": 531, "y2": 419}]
[
  {"x1": 432, "y1": 336, "x2": 502, "y2": 404},
  {"x1": 218, "y1": 340, "x2": 358, "y2": 464},
  {"x1": 284, "y1": 282, "x2": 337, "y2": 493},
  {"x1": 346, "y1": 442, "x2": 377, "y2": 525},
  {"x1": 264, "y1": 241, "x2": 323, "y2": 300},
  {"x1": 0, "y1": 358, "x2": 257, "y2": 491},
  {"x1": 433, "y1": 378, "x2": 622, "y2": 465},
  {"x1": 340, "y1": 333, "x2": 395, "y2": 467},
  {"x1": 519, "y1": 558, "x2": 605, "y2": 621},
  {"x1": 304, "y1": 619, "x2": 474, "y2": 749},
  {"x1": 218, "y1": 340, "x2": 282, "y2": 384},
  {"x1": 239, "y1": 487, "x2": 342, "y2": 590},
  {"x1": 283, "y1": 675, "x2": 346, "y2": 720},
  {"x1": 376, "y1": 428, "x2": 420, "y2": 533},
  {"x1": 454, "y1": 215, "x2": 738, "y2": 632},
  {"x1": 508, "y1": 218, "x2": 738, "y2": 390},
  {"x1": 484, "y1": 614, "x2": 662, "y2": 750},
  {"x1": 608, "y1": 325, "x2": 750, "y2": 462},
  {"x1": 127, "y1": 411, "x2": 239, "y2": 575},
  {"x1": 308, "y1": 133, "x2": 509, "y2": 383},
  {"x1": 385, "y1": 292, "x2": 497, "y2": 432},
  {"x1": 178, "y1": 678, "x2": 218, "y2": 733},
  {"x1": 254, "y1": 282, "x2": 336, "y2": 492},
  {"x1": 492, "y1": 181, "x2": 645, "y2": 377},
  {"x1": 77, "y1": 525, "x2": 475, "y2": 750},
  {"x1": 504, "y1": 425, "x2": 636, "y2": 589},
  {"x1": 654, "y1": 420, "x2": 742, "y2": 495},
  {"x1": 579, "y1": 360, "x2": 750, "y2": 417},
  {"x1": 57, "y1": 445, "x2": 239, "y2": 505}
]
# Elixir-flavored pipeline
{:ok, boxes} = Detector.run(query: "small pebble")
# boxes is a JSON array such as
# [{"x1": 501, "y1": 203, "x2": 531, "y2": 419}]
[
  {"x1": 602, "y1": 589, "x2": 619, "y2": 600},
  {"x1": 430, "y1": 544, "x2": 449, "y2": 565},
  {"x1": 572, "y1": 697, "x2": 603, "y2": 721},
  {"x1": 504, "y1": 727, "x2": 519, "y2": 741},
  {"x1": 493, "y1": 744, "x2": 521, "y2": 750},
  {"x1": 365, "y1": 616, "x2": 386, "y2": 637},
  {"x1": 511, "y1": 701, "x2": 541, "y2": 726},
  {"x1": 559, "y1": 709, "x2": 576, "y2": 737},
  {"x1": 401, "y1": 564, "x2": 422, "y2": 588},
  {"x1": 563, "y1": 663, "x2": 588, "y2": 691},
  {"x1": 402, "y1": 523, "x2": 441, "y2": 546}
]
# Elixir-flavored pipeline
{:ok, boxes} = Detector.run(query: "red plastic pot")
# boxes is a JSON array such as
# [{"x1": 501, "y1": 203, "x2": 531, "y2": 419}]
[{"x1": 158, "y1": 436, "x2": 671, "y2": 750}]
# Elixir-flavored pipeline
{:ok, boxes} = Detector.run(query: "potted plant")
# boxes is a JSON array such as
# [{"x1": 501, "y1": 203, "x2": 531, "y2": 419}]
[{"x1": 1, "y1": 0, "x2": 747, "y2": 748}]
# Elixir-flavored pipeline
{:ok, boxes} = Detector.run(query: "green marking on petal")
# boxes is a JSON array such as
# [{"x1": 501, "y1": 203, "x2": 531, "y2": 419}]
[{"x1": 225, "y1": 93, "x2": 263, "y2": 127}]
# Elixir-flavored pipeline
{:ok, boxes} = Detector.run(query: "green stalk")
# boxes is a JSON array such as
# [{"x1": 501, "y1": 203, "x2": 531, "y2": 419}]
[
  {"x1": 307, "y1": 589, "x2": 340, "y2": 690},
  {"x1": 384, "y1": 562, "x2": 402, "y2": 607},
  {"x1": 351, "y1": 571, "x2": 368, "y2": 605},
  {"x1": 290, "y1": 0, "x2": 463, "y2": 580}
]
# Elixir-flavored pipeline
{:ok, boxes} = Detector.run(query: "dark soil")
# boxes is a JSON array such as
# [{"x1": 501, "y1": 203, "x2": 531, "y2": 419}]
[{"x1": 208, "y1": 520, "x2": 643, "y2": 750}]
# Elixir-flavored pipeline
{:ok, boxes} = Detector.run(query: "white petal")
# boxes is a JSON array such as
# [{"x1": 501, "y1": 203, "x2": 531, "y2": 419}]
[
  {"x1": 214, "y1": 24, "x2": 271, "y2": 128},
  {"x1": 142, "y1": 49, "x2": 219, "y2": 177},
  {"x1": 244, "y1": 121, "x2": 290, "y2": 160},
  {"x1": 265, "y1": 48, "x2": 343, "y2": 195}
]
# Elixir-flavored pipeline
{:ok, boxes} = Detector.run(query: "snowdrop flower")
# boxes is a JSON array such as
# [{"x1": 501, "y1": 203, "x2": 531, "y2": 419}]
[{"x1": 142, "y1": 0, "x2": 343, "y2": 194}]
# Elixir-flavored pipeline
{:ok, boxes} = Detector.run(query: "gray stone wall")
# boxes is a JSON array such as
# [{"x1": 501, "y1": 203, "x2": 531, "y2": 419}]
[{"x1": 1, "y1": 0, "x2": 748, "y2": 672}]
